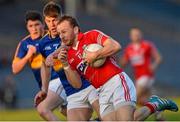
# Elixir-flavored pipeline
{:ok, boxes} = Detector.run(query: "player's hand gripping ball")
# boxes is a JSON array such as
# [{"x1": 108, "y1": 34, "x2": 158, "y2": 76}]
[{"x1": 83, "y1": 44, "x2": 106, "y2": 68}]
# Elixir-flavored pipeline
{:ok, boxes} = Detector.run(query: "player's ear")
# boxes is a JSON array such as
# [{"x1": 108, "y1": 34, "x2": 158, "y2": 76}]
[{"x1": 74, "y1": 26, "x2": 79, "y2": 34}]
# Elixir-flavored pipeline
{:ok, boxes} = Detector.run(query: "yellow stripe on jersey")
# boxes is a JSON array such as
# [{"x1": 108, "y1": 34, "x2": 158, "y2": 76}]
[
  {"x1": 21, "y1": 35, "x2": 30, "y2": 41},
  {"x1": 42, "y1": 31, "x2": 50, "y2": 39},
  {"x1": 13, "y1": 35, "x2": 30, "y2": 60},
  {"x1": 30, "y1": 54, "x2": 43, "y2": 69},
  {"x1": 12, "y1": 57, "x2": 21, "y2": 64},
  {"x1": 53, "y1": 59, "x2": 63, "y2": 71}
]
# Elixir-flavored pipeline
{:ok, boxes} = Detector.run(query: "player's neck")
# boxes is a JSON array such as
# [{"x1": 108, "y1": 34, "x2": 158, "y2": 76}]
[
  {"x1": 31, "y1": 35, "x2": 41, "y2": 40},
  {"x1": 49, "y1": 31, "x2": 58, "y2": 39},
  {"x1": 72, "y1": 36, "x2": 79, "y2": 50},
  {"x1": 132, "y1": 40, "x2": 141, "y2": 44}
]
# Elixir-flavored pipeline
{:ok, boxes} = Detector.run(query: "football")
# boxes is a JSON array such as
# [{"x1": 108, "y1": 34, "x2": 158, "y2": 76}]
[{"x1": 83, "y1": 43, "x2": 106, "y2": 67}]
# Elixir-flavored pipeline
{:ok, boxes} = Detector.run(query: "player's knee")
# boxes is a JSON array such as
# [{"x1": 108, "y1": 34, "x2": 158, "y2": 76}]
[
  {"x1": 121, "y1": 116, "x2": 134, "y2": 121},
  {"x1": 36, "y1": 104, "x2": 49, "y2": 117},
  {"x1": 116, "y1": 105, "x2": 135, "y2": 121},
  {"x1": 134, "y1": 114, "x2": 140, "y2": 121}
]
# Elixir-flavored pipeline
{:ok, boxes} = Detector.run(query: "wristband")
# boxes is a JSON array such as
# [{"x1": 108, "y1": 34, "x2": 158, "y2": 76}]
[
  {"x1": 41, "y1": 88, "x2": 47, "y2": 93},
  {"x1": 63, "y1": 65, "x2": 70, "y2": 70}
]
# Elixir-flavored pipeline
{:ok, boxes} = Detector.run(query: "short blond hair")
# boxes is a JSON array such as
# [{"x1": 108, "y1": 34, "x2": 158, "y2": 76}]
[{"x1": 43, "y1": 1, "x2": 62, "y2": 17}]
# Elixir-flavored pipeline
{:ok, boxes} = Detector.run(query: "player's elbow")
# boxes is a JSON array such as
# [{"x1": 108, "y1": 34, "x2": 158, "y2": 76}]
[
  {"x1": 72, "y1": 81, "x2": 82, "y2": 89},
  {"x1": 159, "y1": 55, "x2": 163, "y2": 64},
  {"x1": 76, "y1": 76, "x2": 83, "y2": 88},
  {"x1": 67, "y1": 76, "x2": 82, "y2": 88},
  {"x1": 12, "y1": 68, "x2": 18, "y2": 74},
  {"x1": 12, "y1": 64, "x2": 19, "y2": 74},
  {"x1": 114, "y1": 42, "x2": 121, "y2": 52},
  {"x1": 156, "y1": 55, "x2": 163, "y2": 65}
]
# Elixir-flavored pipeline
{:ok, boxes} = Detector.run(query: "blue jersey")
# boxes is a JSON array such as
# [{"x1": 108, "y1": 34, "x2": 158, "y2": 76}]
[
  {"x1": 39, "y1": 32, "x2": 91, "y2": 96},
  {"x1": 13, "y1": 35, "x2": 43, "y2": 88},
  {"x1": 39, "y1": 33, "x2": 61, "y2": 80}
]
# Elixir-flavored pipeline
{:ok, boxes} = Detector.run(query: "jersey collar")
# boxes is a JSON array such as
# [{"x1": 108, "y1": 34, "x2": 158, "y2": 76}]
[
  {"x1": 72, "y1": 32, "x2": 83, "y2": 50},
  {"x1": 78, "y1": 32, "x2": 84, "y2": 41}
]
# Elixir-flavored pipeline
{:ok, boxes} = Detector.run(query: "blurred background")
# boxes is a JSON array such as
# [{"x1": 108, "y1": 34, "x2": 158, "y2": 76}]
[{"x1": 0, "y1": 0, "x2": 179, "y2": 120}]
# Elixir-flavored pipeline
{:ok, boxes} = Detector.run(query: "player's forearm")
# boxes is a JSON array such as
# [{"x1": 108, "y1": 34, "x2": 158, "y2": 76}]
[
  {"x1": 12, "y1": 57, "x2": 29, "y2": 74},
  {"x1": 41, "y1": 62, "x2": 51, "y2": 92},
  {"x1": 152, "y1": 55, "x2": 162, "y2": 70},
  {"x1": 52, "y1": 46, "x2": 66, "y2": 58},
  {"x1": 119, "y1": 57, "x2": 128, "y2": 69},
  {"x1": 52, "y1": 50, "x2": 60, "y2": 58},
  {"x1": 64, "y1": 65, "x2": 82, "y2": 88},
  {"x1": 96, "y1": 39, "x2": 121, "y2": 59},
  {"x1": 152, "y1": 50, "x2": 162, "y2": 71}
]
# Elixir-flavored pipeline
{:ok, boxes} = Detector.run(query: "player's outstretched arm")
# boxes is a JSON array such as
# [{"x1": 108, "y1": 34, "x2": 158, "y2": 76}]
[
  {"x1": 119, "y1": 56, "x2": 128, "y2": 69},
  {"x1": 12, "y1": 45, "x2": 36, "y2": 74},
  {"x1": 151, "y1": 47, "x2": 162, "y2": 72}
]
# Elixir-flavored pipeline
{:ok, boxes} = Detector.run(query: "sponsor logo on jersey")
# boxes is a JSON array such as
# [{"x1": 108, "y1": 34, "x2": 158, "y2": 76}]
[{"x1": 44, "y1": 46, "x2": 51, "y2": 50}]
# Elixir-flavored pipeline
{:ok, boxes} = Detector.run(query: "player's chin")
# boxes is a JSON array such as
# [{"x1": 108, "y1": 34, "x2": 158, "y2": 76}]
[
  {"x1": 51, "y1": 30, "x2": 58, "y2": 35},
  {"x1": 63, "y1": 41, "x2": 71, "y2": 46}
]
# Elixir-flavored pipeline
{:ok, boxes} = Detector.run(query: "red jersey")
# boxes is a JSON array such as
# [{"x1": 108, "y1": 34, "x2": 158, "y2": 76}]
[
  {"x1": 67, "y1": 30, "x2": 123, "y2": 88},
  {"x1": 123, "y1": 40, "x2": 158, "y2": 79}
]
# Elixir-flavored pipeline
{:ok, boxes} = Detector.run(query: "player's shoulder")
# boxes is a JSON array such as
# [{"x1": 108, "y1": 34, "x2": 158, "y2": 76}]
[
  {"x1": 84, "y1": 29, "x2": 102, "y2": 35},
  {"x1": 39, "y1": 32, "x2": 50, "y2": 45},
  {"x1": 21, "y1": 35, "x2": 31, "y2": 42},
  {"x1": 41, "y1": 32, "x2": 49, "y2": 40},
  {"x1": 84, "y1": 29, "x2": 107, "y2": 40},
  {"x1": 19, "y1": 35, "x2": 31, "y2": 46},
  {"x1": 125, "y1": 42, "x2": 133, "y2": 50}
]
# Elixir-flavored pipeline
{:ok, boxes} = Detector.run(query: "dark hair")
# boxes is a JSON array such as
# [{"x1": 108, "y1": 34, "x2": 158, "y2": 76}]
[
  {"x1": 43, "y1": 1, "x2": 62, "y2": 17},
  {"x1": 25, "y1": 10, "x2": 43, "y2": 24},
  {"x1": 58, "y1": 15, "x2": 80, "y2": 28}
]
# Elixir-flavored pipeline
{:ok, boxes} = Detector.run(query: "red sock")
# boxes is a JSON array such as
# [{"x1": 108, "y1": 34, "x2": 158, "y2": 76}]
[{"x1": 145, "y1": 103, "x2": 157, "y2": 113}]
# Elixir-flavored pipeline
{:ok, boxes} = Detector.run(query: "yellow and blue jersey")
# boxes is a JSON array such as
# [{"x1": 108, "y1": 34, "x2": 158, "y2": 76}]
[
  {"x1": 13, "y1": 35, "x2": 43, "y2": 89},
  {"x1": 39, "y1": 32, "x2": 91, "y2": 96}
]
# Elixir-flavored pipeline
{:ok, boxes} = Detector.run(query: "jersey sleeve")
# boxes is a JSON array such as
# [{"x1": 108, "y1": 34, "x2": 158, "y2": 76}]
[
  {"x1": 38, "y1": 39, "x2": 46, "y2": 58},
  {"x1": 12, "y1": 41, "x2": 27, "y2": 63},
  {"x1": 88, "y1": 30, "x2": 109, "y2": 45},
  {"x1": 16, "y1": 41, "x2": 27, "y2": 58},
  {"x1": 149, "y1": 41, "x2": 158, "y2": 55}
]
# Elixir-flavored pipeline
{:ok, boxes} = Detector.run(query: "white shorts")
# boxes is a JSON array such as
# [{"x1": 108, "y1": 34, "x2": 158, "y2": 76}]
[
  {"x1": 98, "y1": 72, "x2": 137, "y2": 117},
  {"x1": 49, "y1": 78, "x2": 67, "y2": 106},
  {"x1": 136, "y1": 75, "x2": 154, "y2": 88},
  {"x1": 67, "y1": 85, "x2": 99, "y2": 110}
]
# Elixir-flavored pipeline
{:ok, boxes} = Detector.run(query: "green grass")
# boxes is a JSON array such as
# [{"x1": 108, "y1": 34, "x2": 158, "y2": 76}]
[
  {"x1": 0, "y1": 109, "x2": 67, "y2": 121},
  {"x1": 0, "y1": 97, "x2": 179, "y2": 121}
]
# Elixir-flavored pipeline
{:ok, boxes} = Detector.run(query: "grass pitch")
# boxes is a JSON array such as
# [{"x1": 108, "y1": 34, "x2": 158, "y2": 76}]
[{"x1": 0, "y1": 97, "x2": 179, "y2": 121}]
